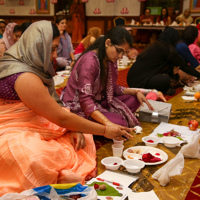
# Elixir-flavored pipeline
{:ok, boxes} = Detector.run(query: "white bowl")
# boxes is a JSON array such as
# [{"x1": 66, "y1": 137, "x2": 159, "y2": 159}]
[
  {"x1": 123, "y1": 160, "x2": 145, "y2": 173},
  {"x1": 101, "y1": 157, "x2": 123, "y2": 170},
  {"x1": 142, "y1": 136, "x2": 160, "y2": 147},
  {"x1": 163, "y1": 137, "x2": 180, "y2": 148}
]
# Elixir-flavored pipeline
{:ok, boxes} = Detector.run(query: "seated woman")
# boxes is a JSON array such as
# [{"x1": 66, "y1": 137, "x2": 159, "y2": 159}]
[
  {"x1": 127, "y1": 27, "x2": 200, "y2": 96},
  {"x1": 74, "y1": 27, "x2": 101, "y2": 59},
  {"x1": 61, "y1": 26, "x2": 153, "y2": 128},
  {"x1": 176, "y1": 26, "x2": 200, "y2": 70},
  {"x1": 0, "y1": 21, "x2": 133, "y2": 196},
  {"x1": 156, "y1": 7, "x2": 171, "y2": 26},
  {"x1": 176, "y1": 9, "x2": 193, "y2": 25},
  {"x1": 55, "y1": 16, "x2": 75, "y2": 71},
  {"x1": 136, "y1": 8, "x2": 154, "y2": 45},
  {"x1": 0, "y1": 23, "x2": 22, "y2": 59}
]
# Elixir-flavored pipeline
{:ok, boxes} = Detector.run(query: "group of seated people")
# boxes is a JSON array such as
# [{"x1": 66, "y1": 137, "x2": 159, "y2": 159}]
[
  {"x1": 0, "y1": 13, "x2": 200, "y2": 196},
  {"x1": 136, "y1": 7, "x2": 194, "y2": 44}
]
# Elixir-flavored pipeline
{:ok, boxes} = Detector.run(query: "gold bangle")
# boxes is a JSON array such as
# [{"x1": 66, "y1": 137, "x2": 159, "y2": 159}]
[
  {"x1": 135, "y1": 89, "x2": 141, "y2": 95},
  {"x1": 101, "y1": 116, "x2": 106, "y2": 122}
]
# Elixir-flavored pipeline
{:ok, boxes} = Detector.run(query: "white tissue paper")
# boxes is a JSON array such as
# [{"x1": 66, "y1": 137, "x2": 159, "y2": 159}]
[
  {"x1": 160, "y1": 21, "x2": 164, "y2": 26},
  {"x1": 134, "y1": 126, "x2": 143, "y2": 134},
  {"x1": 179, "y1": 134, "x2": 200, "y2": 159},
  {"x1": 170, "y1": 21, "x2": 178, "y2": 26},
  {"x1": 131, "y1": 19, "x2": 135, "y2": 25},
  {"x1": 152, "y1": 153, "x2": 184, "y2": 186}
]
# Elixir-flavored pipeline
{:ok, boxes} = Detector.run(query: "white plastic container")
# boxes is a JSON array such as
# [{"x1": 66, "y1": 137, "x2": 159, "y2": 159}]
[
  {"x1": 123, "y1": 160, "x2": 145, "y2": 173},
  {"x1": 101, "y1": 157, "x2": 123, "y2": 170},
  {"x1": 142, "y1": 136, "x2": 160, "y2": 147}
]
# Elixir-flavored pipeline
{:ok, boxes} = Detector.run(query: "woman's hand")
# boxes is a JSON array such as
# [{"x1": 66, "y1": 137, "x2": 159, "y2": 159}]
[
  {"x1": 104, "y1": 125, "x2": 133, "y2": 141},
  {"x1": 136, "y1": 91, "x2": 154, "y2": 110},
  {"x1": 70, "y1": 132, "x2": 86, "y2": 151}
]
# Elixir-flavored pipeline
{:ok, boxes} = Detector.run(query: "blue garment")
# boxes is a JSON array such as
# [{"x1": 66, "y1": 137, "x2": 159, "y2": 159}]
[
  {"x1": 0, "y1": 34, "x2": 2, "y2": 39},
  {"x1": 176, "y1": 42, "x2": 199, "y2": 68}
]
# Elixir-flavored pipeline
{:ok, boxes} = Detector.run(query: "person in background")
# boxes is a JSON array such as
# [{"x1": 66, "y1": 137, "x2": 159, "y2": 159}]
[
  {"x1": 136, "y1": 8, "x2": 154, "y2": 45},
  {"x1": 0, "y1": 19, "x2": 6, "y2": 39},
  {"x1": 189, "y1": 25, "x2": 200, "y2": 63},
  {"x1": 61, "y1": 26, "x2": 153, "y2": 128},
  {"x1": 55, "y1": 16, "x2": 75, "y2": 71},
  {"x1": 0, "y1": 21, "x2": 132, "y2": 196},
  {"x1": 0, "y1": 23, "x2": 22, "y2": 59},
  {"x1": 176, "y1": 9, "x2": 193, "y2": 25},
  {"x1": 70, "y1": 0, "x2": 85, "y2": 43},
  {"x1": 74, "y1": 27, "x2": 101, "y2": 59},
  {"x1": 156, "y1": 7, "x2": 171, "y2": 26},
  {"x1": 176, "y1": 26, "x2": 200, "y2": 69},
  {"x1": 21, "y1": 21, "x2": 32, "y2": 34},
  {"x1": 127, "y1": 27, "x2": 200, "y2": 96}
]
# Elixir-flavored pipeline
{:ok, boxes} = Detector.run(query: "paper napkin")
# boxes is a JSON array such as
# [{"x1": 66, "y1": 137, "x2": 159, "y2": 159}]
[
  {"x1": 179, "y1": 134, "x2": 200, "y2": 159},
  {"x1": 152, "y1": 153, "x2": 184, "y2": 186}
]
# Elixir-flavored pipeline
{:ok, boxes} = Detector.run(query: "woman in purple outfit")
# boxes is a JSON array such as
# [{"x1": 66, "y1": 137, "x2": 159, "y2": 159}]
[{"x1": 61, "y1": 26, "x2": 153, "y2": 128}]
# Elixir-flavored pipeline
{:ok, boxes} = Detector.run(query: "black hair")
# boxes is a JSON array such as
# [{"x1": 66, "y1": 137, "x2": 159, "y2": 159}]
[
  {"x1": 21, "y1": 21, "x2": 32, "y2": 34},
  {"x1": 55, "y1": 16, "x2": 67, "y2": 25},
  {"x1": 51, "y1": 22, "x2": 60, "y2": 40},
  {"x1": 0, "y1": 20, "x2": 6, "y2": 26},
  {"x1": 13, "y1": 25, "x2": 22, "y2": 33},
  {"x1": 144, "y1": 8, "x2": 151, "y2": 14},
  {"x1": 158, "y1": 27, "x2": 180, "y2": 47},
  {"x1": 182, "y1": 26, "x2": 198, "y2": 46},
  {"x1": 78, "y1": 26, "x2": 133, "y2": 84},
  {"x1": 160, "y1": 7, "x2": 168, "y2": 21}
]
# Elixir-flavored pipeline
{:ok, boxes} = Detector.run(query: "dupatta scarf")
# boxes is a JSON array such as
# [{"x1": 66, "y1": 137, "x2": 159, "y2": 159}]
[{"x1": 0, "y1": 20, "x2": 61, "y2": 104}]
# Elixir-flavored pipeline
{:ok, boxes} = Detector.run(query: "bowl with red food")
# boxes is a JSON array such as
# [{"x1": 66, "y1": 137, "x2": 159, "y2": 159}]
[
  {"x1": 142, "y1": 136, "x2": 160, "y2": 147},
  {"x1": 101, "y1": 157, "x2": 123, "y2": 170}
]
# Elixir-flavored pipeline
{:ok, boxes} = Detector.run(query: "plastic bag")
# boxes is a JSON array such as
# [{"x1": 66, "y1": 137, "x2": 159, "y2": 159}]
[{"x1": 0, "y1": 183, "x2": 97, "y2": 200}]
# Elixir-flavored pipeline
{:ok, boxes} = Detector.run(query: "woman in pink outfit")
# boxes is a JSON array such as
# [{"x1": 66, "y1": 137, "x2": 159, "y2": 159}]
[{"x1": 0, "y1": 22, "x2": 22, "y2": 59}]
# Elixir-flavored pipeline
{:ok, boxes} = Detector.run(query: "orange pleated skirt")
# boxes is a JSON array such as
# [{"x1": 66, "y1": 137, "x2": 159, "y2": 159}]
[{"x1": 0, "y1": 100, "x2": 96, "y2": 196}]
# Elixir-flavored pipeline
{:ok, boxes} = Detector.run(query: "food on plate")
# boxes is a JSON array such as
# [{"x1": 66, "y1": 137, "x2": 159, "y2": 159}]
[
  {"x1": 188, "y1": 120, "x2": 199, "y2": 131},
  {"x1": 99, "y1": 184, "x2": 106, "y2": 191},
  {"x1": 141, "y1": 153, "x2": 162, "y2": 163},
  {"x1": 127, "y1": 149, "x2": 142, "y2": 154},
  {"x1": 94, "y1": 183, "x2": 100, "y2": 190},
  {"x1": 157, "y1": 129, "x2": 183, "y2": 140}
]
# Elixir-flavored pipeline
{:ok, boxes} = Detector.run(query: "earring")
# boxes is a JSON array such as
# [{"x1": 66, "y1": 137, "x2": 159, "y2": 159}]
[{"x1": 105, "y1": 45, "x2": 108, "y2": 48}]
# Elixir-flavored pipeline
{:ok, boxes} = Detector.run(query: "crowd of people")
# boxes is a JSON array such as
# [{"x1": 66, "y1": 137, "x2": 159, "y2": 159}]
[{"x1": 0, "y1": 6, "x2": 200, "y2": 197}]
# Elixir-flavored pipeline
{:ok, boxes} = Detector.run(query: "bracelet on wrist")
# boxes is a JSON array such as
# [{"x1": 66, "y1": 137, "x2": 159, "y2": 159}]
[
  {"x1": 102, "y1": 126, "x2": 107, "y2": 137},
  {"x1": 135, "y1": 89, "x2": 141, "y2": 95}
]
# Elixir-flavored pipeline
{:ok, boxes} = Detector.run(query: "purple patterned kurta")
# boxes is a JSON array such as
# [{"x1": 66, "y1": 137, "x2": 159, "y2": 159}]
[{"x1": 61, "y1": 51, "x2": 140, "y2": 127}]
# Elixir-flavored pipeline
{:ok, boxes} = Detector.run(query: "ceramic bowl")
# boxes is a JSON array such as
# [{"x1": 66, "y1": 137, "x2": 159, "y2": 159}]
[
  {"x1": 123, "y1": 160, "x2": 145, "y2": 173},
  {"x1": 163, "y1": 137, "x2": 180, "y2": 148},
  {"x1": 142, "y1": 136, "x2": 160, "y2": 147},
  {"x1": 101, "y1": 157, "x2": 123, "y2": 170}
]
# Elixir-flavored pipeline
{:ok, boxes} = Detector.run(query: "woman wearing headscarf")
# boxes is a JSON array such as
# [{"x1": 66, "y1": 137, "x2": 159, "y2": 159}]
[
  {"x1": 61, "y1": 26, "x2": 153, "y2": 128},
  {"x1": 176, "y1": 26, "x2": 200, "y2": 69},
  {"x1": 74, "y1": 27, "x2": 101, "y2": 56},
  {"x1": 127, "y1": 27, "x2": 200, "y2": 95},
  {"x1": 0, "y1": 22, "x2": 22, "y2": 59},
  {"x1": 0, "y1": 21, "x2": 132, "y2": 196}
]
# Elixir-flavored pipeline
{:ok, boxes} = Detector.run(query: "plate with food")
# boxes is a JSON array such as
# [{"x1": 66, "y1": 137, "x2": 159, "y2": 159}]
[{"x1": 123, "y1": 146, "x2": 168, "y2": 165}]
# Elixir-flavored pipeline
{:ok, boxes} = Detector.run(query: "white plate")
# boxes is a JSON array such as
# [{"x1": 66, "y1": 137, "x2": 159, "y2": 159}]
[{"x1": 123, "y1": 146, "x2": 168, "y2": 165}]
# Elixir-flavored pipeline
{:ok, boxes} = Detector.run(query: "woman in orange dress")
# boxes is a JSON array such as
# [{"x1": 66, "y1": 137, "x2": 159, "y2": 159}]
[
  {"x1": 0, "y1": 21, "x2": 132, "y2": 196},
  {"x1": 70, "y1": 0, "x2": 85, "y2": 43}
]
